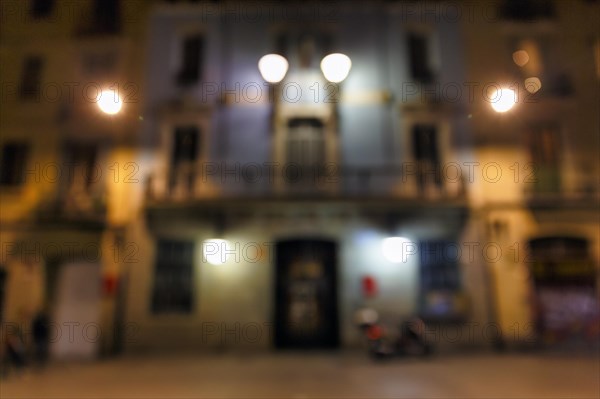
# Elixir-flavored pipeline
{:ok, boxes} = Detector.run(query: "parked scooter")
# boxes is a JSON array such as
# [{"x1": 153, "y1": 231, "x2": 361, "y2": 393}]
[{"x1": 355, "y1": 308, "x2": 433, "y2": 359}]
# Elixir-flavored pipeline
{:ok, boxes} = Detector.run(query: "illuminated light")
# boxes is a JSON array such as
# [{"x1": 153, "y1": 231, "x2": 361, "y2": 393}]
[
  {"x1": 203, "y1": 239, "x2": 229, "y2": 265},
  {"x1": 489, "y1": 88, "x2": 517, "y2": 113},
  {"x1": 524, "y1": 77, "x2": 542, "y2": 94},
  {"x1": 381, "y1": 237, "x2": 412, "y2": 264},
  {"x1": 512, "y1": 50, "x2": 530, "y2": 67},
  {"x1": 258, "y1": 54, "x2": 289, "y2": 83},
  {"x1": 97, "y1": 89, "x2": 123, "y2": 115},
  {"x1": 320, "y1": 53, "x2": 352, "y2": 83}
]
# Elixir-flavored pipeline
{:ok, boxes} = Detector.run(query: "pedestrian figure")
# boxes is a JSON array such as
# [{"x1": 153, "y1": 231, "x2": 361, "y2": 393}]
[
  {"x1": 5, "y1": 328, "x2": 27, "y2": 374},
  {"x1": 32, "y1": 310, "x2": 50, "y2": 368}
]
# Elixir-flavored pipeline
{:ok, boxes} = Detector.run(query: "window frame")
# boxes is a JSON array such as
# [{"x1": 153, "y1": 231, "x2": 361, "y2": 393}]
[
  {"x1": 151, "y1": 238, "x2": 195, "y2": 315},
  {"x1": 0, "y1": 141, "x2": 30, "y2": 188}
]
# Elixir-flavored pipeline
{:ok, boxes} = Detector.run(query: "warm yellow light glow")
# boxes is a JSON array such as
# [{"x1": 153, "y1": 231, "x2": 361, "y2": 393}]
[
  {"x1": 320, "y1": 53, "x2": 352, "y2": 83},
  {"x1": 97, "y1": 90, "x2": 123, "y2": 115},
  {"x1": 381, "y1": 237, "x2": 412, "y2": 263},
  {"x1": 512, "y1": 50, "x2": 530, "y2": 67},
  {"x1": 518, "y1": 39, "x2": 542, "y2": 76},
  {"x1": 203, "y1": 239, "x2": 230, "y2": 265},
  {"x1": 258, "y1": 54, "x2": 289, "y2": 83},
  {"x1": 524, "y1": 77, "x2": 542, "y2": 94},
  {"x1": 490, "y1": 88, "x2": 517, "y2": 113}
]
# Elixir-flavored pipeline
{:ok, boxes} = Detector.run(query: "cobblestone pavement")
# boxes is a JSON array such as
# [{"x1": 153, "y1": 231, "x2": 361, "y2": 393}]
[{"x1": 1, "y1": 352, "x2": 599, "y2": 398}]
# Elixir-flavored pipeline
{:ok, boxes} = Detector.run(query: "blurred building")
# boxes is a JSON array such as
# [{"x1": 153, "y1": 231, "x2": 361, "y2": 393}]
[
  {"x1": 127, "y1": 0, "x2": 480, "y2": 353},
  {"x1": 0, "y1": 0, "x2": 598, "y2": 358},
  {"x1": 0, "y1": 0, "x2": 149, "y2": 358},
  {"x1": 462, "y1": 0, "x2": 600, "y2": 346}
]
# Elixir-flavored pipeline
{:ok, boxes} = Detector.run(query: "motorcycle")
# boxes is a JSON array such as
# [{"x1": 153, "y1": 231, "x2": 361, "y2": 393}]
[{"x1": 355, "y1": 308, "x2": 433, "y2": 359}]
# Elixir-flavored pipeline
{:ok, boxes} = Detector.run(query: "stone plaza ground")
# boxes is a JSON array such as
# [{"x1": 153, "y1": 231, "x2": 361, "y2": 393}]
[{"x1": 1, "y1": 351, "x2": 599, "y2": 398}]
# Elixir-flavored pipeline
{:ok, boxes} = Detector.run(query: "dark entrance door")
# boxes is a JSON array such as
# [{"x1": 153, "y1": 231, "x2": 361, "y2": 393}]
[{"x1": 274, "y1": 239, "x2": 339, "y2": 349}]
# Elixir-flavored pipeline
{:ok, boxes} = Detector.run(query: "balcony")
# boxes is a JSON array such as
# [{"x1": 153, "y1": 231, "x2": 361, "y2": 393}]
[
  {"x1": 145, "y1": 163, "x2": 467, "y2": 204},
  {"x1": 143, "y1": 164, "x2": 470, "y2": 232},
  {"x1": 35, "y1": 187, "x2": 107, "y2": 230}
]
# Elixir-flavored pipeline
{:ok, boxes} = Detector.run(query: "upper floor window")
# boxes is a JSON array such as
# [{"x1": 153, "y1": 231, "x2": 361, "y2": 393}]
[
  {"x1": 285, "y1": 118, "x2": 326, "y2": 189},
  {"x1": 511, "y1": 38, "x2": 573, "y2": 97},
  {"x1": 527, "y1": 126, "x2": 561, "y2": 194},
  {"x1": 172, "y1": 126, "x2": 200, "y2": 165},
  {"x1": 30, "y1": 0, "x2": 55, "y2": 19},
  {"x1": 64, "y1": 142, "x2": 99, "y2": 194},
  {"x1": 407, "y1": 33, "x2": 435, "y2": 84},
  {"x1": 92, "y1": 0, "x2": 120, "y2": 34},
  {"x1": 412, "y1": 124, "x2": 441, "y2": 193},
  {"x1": 169, "y1": 126, "x2": 200, "y2": 195},
  {"x1": 79, "y1": 0, "x2": 120, "y2": 35},
  {"x1": 500, "y1": 0, "x2": 555, "y2": 21},
  {"x1": 176, "y1": 34, "x2": 203, "y2": 86},
  {"x1": 0, "y1": 142, "x2": 29, "y2": 187},
  {"x1": 19, "y1": 56, "x2": 43, "y2": 101}
]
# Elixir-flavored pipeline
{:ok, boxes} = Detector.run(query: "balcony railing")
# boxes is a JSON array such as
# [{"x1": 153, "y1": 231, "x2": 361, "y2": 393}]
[
  {"x1": 36, "y1": 186, "x2": 107, "y2": 227},
  {"x1": 145, "y1": 163, "x2": 468, "y2": 203}
]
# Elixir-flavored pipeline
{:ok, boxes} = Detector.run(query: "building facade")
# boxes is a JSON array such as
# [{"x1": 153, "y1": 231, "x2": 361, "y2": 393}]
[
  {"x1": 0, "y1": 0, "x2": 149, "y2": 358},
  {"x1": 461, "y1": 0, "x2": 600, "y2": 346},
  {"x1": 125, "y1": 0, "x2": 485, "y2": 353},
  {"x1": 1, "y1": 0, "x2": 598, "y2": 358}
]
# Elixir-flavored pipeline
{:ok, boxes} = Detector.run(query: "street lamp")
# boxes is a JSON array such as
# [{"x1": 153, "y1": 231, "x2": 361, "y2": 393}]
[
  {"x1": 203, "y1": 238, "x2": 230, "y2": 265},
  {"x1": 258, "y1": 54, "x2": 289, "y2": 83},
  {"x1": 490, "y1": 88, "x2": 517, "y2": 113},
  {"x1": 97, "y1": 89, "x2": 123, "y2": 115},
  {"x1": 381, "y1": 236, "x2": 412, "y2": 263},
  {"x1": 320, "y1": 53, "x2": 352, "y2": 83}
]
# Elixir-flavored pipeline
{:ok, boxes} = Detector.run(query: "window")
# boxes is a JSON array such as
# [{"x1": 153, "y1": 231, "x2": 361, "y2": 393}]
[
  {"x1": 151, "y1": 239, "x2": 194, "y2": 314},
  {"x1": 64, "y1": 142, "x2": 99, "y2": 193},
  {"x1": 30, "y1": 0, "x2": 54, "y2": 18},
  {"x1": 285, "y1": 118, "x2": 325, "y2": 190},
  {"x1": 169, "y1": 126, "x2": 200, "y2": 195},
  {"x1": 418, "y1": 240, "x2": 465, "y2": 321},
  {"x1": 511, "y1": 38, "x2": 573, "y2": 97},
  {"x1": 411, "y1": 124, "x2": 441, "y2": 193},
  {"x1": 92, "y1": 0, "x2": 120, "y2": 34},
  {"x1": 19, "y1": 56, "x2": 43, "y2": 100},
  {"x1": 527, "y1": 127, "x2": 561, "y2": 193},
  {"x1": 172, "y1": 126, "x2": 199, "y2": 164},
  {"x1": 0, "y1": 142, "x2": 29, "y2": 187},
  {"x1": 500, "y1": 0, "x2": 555, "y2": 21},
  {"x1": 419, "y1": 241, "x2": 461, "y2": 292},
  {"x1": 407, "y1": 33, "x2": 434, "y2": 84},
  {"x1": 528, "y1": 236, "x2": 594, "y2": 284},
  {"x1": 176, "y1": 34, "x2": 203, "y2": 86}
]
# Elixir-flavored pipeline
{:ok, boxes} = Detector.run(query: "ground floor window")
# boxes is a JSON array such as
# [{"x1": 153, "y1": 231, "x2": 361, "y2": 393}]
[
  {"x1": 151, "y1": 239, "x2": 194, "y2": 314},
  {"x1": 418, "y1": 240, "x2": 464, "y2": 321},
  {"x1": 419, "y1": 240, "x2": 460, "y2": 292}
]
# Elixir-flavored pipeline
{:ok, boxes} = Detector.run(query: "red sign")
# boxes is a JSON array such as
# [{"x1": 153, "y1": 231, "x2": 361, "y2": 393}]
[
  {"x1": 362, "y1": 275, "x2": 377, "y2": 298},
  {"x1": 102, "y1": 275, "x2": 118, "y2": 295}
]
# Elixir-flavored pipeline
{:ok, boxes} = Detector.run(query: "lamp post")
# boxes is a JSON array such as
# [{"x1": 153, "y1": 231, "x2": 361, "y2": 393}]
[
  {"x1": 97, "y1": 89, "x2": 123, "y2": 115},
  {"x1": 490, "y1": 87, "x2": 517, "y2": 113},
  {"x1": 484, "y1": 84, "x2": 517, "y2": 350}
]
